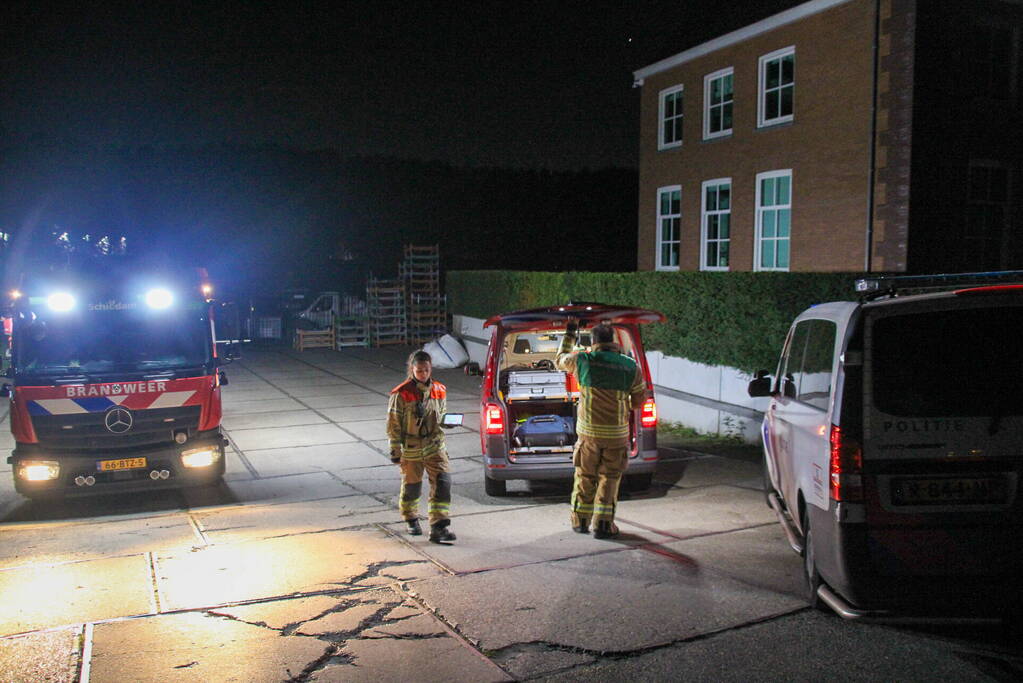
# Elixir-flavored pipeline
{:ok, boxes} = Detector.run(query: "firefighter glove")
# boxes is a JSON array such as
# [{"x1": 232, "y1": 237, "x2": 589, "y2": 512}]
[{"x1": 390, "y1": 448, "x2": 402, "y2": 464}]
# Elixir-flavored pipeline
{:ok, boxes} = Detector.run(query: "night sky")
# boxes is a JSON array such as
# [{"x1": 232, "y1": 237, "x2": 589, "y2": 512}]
[{"x1": 2, "y1": 0, "x2": 803, "y2": 171}]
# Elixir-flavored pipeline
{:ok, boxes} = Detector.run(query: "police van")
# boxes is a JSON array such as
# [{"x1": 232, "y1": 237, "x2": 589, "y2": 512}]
[{"x1": 748, "y1": 272, "x2": 1023, "y2": 621}]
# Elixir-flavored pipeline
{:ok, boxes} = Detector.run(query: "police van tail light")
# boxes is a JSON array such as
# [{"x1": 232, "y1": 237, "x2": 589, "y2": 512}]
[
  {"x1": 830, "y1": 425, "x2": 863, "y2": 502},
  {"x1": 640, "y1": 398, "x2": 657, "y2": 429},
  {"x1": 484, "y1": 403, "x2": 505, "y2": 435}
]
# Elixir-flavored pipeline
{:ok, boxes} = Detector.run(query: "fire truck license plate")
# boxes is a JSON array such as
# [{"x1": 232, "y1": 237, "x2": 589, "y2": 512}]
[{"x1": 97, "y1": 457, "x2": 148, "y2": 472}]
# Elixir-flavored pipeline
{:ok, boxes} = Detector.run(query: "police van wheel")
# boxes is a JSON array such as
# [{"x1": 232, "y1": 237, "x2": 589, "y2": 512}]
[
  {"x1": 484, "y1": 474, "x2": 507, "y2": 497},
  {"x1": 801, "y1": 511, "x2": 826, "y2": 611},
  {"x1": 625, "y1": 472, "x2": 653, "y2": 492}
]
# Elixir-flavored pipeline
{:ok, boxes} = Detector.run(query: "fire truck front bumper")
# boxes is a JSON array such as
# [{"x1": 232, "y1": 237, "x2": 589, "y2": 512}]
[{"x1": 8, "y1": 433, "x2": 228, "y2": 499}]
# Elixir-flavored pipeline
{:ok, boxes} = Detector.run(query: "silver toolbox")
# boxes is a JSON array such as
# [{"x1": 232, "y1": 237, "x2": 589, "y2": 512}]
[{"x1": 506, "y1": 370, "x2": 569, "y2": 401}]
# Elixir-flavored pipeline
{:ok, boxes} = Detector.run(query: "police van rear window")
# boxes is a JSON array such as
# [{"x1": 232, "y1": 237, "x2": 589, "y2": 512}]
[{"x1": 871, "y1": 306, "x2": 1023, "y2": 417}]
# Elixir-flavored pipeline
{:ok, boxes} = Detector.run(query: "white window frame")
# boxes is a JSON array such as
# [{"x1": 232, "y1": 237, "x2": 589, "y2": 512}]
[
  {"x1": 656, "y1": 185, "x2": 682, "y2": 271},
  {"x1": 758, "y1": 46, "x2": 795, "y2": 128},
  {"x1": 658, "y1": 85, "x2": 684, "y2": 150},
  {"x1": 703, "y1": 67, "x2": 734, "y2": 140},
  {"x1": 754, "y1": 170, "x2": 792, "y2": 272},
  {"x1": 700, "y1": 178, "x2": 731, "y2": 271}
]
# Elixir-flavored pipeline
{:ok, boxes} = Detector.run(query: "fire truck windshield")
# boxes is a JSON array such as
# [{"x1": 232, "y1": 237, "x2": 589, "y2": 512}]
[{"x1": 14, "y1": 305, "x2": 210, "y2": 377}]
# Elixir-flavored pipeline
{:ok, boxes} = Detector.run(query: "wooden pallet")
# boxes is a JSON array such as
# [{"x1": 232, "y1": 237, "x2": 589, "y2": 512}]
[{"x1": 294, "y1": 327, "x2": 336, "y2": 351}]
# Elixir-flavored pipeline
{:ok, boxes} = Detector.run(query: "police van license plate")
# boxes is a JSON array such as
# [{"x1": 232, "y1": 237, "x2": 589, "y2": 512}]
[
  {"x1": 97, "y1": 457, "x2": 148, "y2": 472},
  {"x1": 891, "y1": 476, "x2": 1008, "y2": 506}
]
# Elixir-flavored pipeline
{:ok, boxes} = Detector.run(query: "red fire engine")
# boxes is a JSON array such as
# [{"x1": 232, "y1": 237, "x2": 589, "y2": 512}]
[{"x1": 1, "y1": 265, "x2": 236, "y2": 499}]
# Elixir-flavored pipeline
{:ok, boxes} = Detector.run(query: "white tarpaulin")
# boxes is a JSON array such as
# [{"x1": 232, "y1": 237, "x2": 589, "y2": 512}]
[{"x1": 424, "y1": 334, "x2": 469, "y2": 369}]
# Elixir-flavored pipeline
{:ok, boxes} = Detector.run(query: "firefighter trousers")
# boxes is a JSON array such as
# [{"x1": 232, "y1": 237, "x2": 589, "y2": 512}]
[
  {"x1": 399, "y1": 451, "x2": 451, "y2": 526},
  {"x1": 570, "y1": 437, "x2": 628, "y2": 530}
]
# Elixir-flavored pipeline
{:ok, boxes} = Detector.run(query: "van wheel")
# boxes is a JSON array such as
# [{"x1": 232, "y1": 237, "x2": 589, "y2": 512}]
[
  {"x1": 801, "y1": 511, "x2": 826, "y2": 611},
  {"x1": 484, "y1": 475, "x2": 507, "y2": 496},
  {"x1": 625, "y1": 472, "x2": 653, "y2": 492}
]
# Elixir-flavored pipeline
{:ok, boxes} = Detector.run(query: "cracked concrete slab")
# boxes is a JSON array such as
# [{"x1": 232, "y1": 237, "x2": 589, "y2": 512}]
[
  {"x1": 155, "y1": 528, "x2": 442, "y2": 611},
  {"x1": 409, "y1": 542, "x2": 807, "y2": 655},
  {"x1": 328, "y1": 636, "x2": 511, "y2": 682},
  {"x1": 207, "y1": 471, "x2": 360, "y2": 507},
  {"x1": 0, "y1": 626, "x2": 78, "y2": 682},
  {"x1": 613, "y1": 485, "x2": 776, "y2": 540},
  {"x1": 530, "y1": 610, "x2": 999, "y2": 682},
  {"x1": 222, "y1": 409, "x2": 329, "y2": 431},
  {"x1": 241, "y1": 442, "x2": 390, "y2": 478},
  {"x1": 229, "y1": 423, "x2": 360, "y2": 451},
  {"x1": 0, "y1": 513, "x2": 197, "y2": 569},
  {"x1": 89, "y1": 610, "x2": 327, "y2": 683},
  {"x1": 0, "y1": 554, "x2": 153, "y2": 636},
  {"x1": 194, "y1": 495, "x2": 393, "y2": 544},
  {"x1": 386, "y1": 504, "x2": 641, "y2": 574}
]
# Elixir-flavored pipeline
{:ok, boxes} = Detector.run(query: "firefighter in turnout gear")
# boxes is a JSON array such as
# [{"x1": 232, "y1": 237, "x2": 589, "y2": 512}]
[
  {"x1": 556, "y1": 321, "x2": 646, "y2": 539},
  {"x1": 387, "y1": 350, "x2": 456, "y2": 543}
]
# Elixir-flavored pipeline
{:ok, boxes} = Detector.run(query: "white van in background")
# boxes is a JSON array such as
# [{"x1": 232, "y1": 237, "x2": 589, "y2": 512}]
[{"x1": 749, "y1": 272, "x2": 1023, "y2": 621}]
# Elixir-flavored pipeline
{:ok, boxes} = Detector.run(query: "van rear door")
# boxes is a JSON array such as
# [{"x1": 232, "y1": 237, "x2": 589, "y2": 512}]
[{"x1": 861, "y1": 296, "x2": 1023, "y2": 577}]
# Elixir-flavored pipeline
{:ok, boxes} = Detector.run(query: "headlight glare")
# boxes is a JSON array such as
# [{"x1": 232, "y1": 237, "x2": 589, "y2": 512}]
[
  {"x1": 46, "y1": 292, "x2": 75, "y2": 312},
  {"x1": 145, "y1": 288, "x2": 174, "y2": 309},
  {"x1": 181, "y1": 447, "x2": 219, "y2": 468},
  {"x1": 18, "y1": 461, "x2": 60, "y2": 481}
]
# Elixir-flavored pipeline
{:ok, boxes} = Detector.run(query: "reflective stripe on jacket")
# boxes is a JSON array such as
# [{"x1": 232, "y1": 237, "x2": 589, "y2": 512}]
[
  {"x1": 555, "y1": 331, "x2": 645, "y2": 442},
  {"x1": 387, "y1": 379, "x2": 448, "y2": 459}
]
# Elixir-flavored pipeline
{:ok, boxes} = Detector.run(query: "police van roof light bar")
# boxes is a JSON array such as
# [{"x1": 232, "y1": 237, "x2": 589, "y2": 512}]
[{"x1": 856, "y1": 270, "x2": 1023, "y2": 300}]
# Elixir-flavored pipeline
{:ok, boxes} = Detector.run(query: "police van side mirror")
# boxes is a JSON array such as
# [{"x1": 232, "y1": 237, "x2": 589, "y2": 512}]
[
  {"x1": 747, "y1": 370, "x2": 773, "y2": 398},
  {"x1": 465, "y1": 362, "x2": 482, "y2": 376}
]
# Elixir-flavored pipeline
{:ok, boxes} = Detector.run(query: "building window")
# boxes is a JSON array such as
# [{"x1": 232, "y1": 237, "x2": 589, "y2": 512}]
[
  {"x1": 703, "y1": 68, "x2": 734, "y2": 139},
  {"x1": 966, "y1": 161, "x2": 1010, "y2": 269},
  {"x1": 758, "y1": 47, "x2": 795, "y2": 127},
  {"x1": 755, "y1": 170, "x2": 792, "y2": 271},
  {"x1": 656, "y1": 186, "x2": 681, "y2": 270},
  {"x1": 701, "y1": 179, "x2": 731, "y2": 271},
  {"x1": 658, "y1": 85, "x2": 684, "y2": 149}
]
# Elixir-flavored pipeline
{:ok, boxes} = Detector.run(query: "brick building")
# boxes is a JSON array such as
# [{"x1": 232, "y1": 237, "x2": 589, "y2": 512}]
[{"x1": 633, "y1": 0, "x2": 1022, "y2": 274}]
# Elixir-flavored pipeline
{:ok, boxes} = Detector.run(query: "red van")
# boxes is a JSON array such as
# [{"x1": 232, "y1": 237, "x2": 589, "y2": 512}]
[{"x1": 465, "y1": 303, "x2": 664, "y2": 496}]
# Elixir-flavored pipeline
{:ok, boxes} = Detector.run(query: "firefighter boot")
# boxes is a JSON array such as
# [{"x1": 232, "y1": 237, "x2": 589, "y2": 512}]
[
  {"x1": 593, "y1": 520, "x2": 619, "y2": 539},
  {"x1": 406, "y1": 519, "x2": 423, "y2": 536},
  {"x1": 429, "y1": 519, "x2": 456, "y2": 544},
  {"x1": 572, "y1": 517, "x2": 590, "y2": 534}
]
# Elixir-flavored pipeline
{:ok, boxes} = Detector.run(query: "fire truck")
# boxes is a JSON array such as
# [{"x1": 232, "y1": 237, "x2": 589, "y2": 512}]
[{"x1": 1, "y1": 264, "x2": 236, "y2": 499}]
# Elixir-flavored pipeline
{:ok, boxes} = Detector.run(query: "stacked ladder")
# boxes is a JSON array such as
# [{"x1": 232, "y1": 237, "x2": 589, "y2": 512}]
[
  {"x1": 366, "y1": 278, "x2": 406, "y2": 346},
  {"x1": 401, "y1": 244, "x2": 447, "y2": 345}
]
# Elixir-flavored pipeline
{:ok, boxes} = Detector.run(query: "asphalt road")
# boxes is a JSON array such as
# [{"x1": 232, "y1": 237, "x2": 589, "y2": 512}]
[{"x1": 0, "y1": 346, "x2": 1021, "y2": 682}]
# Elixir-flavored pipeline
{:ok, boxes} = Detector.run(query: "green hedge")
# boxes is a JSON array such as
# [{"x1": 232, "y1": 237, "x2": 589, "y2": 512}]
[{"x1": 447, "y1": 270, "x2": 863, "y2": 373}]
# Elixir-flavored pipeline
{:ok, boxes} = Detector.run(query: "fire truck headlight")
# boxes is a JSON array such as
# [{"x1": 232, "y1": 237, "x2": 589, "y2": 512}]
[
  {"x1": 145, "y1": 288, "x2": 174, "y2": 310},
  {"x1": 181, "y1": 447, "x2": 219, "y2": 468},
  {"x1": 46, "y1": 292, "x2": 76, "y2": 312},
  {"x1": 18, "y1": 461, "x2": 60, "y2": 481}
]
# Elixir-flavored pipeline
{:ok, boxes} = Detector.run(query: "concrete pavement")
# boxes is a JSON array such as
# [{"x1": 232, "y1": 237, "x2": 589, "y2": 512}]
[{"x1": 1, "y1": 345, "x2": 1020, "y2": 681}]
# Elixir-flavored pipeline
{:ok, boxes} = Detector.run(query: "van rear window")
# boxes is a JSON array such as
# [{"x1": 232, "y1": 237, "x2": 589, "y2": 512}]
[{"x1": 871, "y1": 306, "x2": 1023, "y2": 417}]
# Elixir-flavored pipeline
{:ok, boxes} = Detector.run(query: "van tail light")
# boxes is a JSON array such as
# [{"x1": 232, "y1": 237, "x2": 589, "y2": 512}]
[
  {"x1": 640, "y1": 398, "x2": 657, "y2": 429},
  {"x1": 830, "y1": 425, "x2": 863, "y2": 502},
  {"x1": 484, "y1": 403, "x2": 505, "y2": 435}
]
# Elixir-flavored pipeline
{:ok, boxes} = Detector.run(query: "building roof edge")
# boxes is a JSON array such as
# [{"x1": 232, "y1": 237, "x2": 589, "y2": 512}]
[{"x1": 632, "y1": 0, "x2": 855, "y2": 84}]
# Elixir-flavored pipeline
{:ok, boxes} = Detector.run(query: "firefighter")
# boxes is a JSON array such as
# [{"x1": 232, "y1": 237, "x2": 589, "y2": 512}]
[
  {"x1": 555, "y1": 321, "x2": 646, "y2": 539},
  {"x1": 387, "y1": 350, "x2": 456, "y2": 544}
]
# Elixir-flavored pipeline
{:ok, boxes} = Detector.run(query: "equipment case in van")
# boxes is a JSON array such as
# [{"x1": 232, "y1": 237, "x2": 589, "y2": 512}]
[{"x1": 506, "y1": 370, "x2": 569, "y2": 401}]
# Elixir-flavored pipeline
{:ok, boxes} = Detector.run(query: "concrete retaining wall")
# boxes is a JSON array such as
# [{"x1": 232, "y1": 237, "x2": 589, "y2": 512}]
[{"x1": 452, "y1": 314, "x2": 769, "y2": 445}]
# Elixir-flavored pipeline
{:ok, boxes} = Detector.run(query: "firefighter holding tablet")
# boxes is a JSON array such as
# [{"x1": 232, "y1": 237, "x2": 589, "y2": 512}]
[{"x1": 387, "y1": 350, "x2": 459, "y2": 544}]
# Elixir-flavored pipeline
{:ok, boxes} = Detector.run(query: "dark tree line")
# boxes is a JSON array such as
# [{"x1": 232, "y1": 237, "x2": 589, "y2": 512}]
[{"x1": 0, "y1": 143, "x2": 638, "y2": 297}]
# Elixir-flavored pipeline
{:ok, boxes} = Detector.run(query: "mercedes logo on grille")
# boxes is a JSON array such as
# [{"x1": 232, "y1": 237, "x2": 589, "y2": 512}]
[{"x1": 105, "y1": 407, "x2": 134, "y2": 434}]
